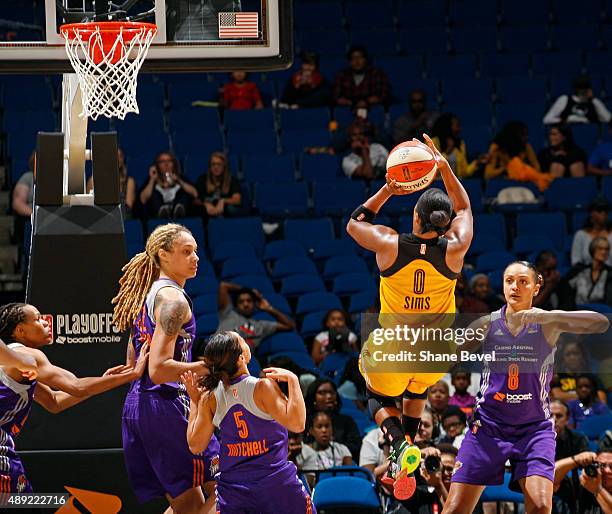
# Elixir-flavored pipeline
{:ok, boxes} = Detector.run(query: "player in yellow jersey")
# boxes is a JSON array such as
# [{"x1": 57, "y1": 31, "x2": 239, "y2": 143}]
[{"x1": 346, "y1": 134, "x2": 473, "y2": 500}]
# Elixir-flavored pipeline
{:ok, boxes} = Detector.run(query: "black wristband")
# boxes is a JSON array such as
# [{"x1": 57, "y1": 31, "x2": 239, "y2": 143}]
[{"x1": 351, "y1": 205, "x2": 376, "y2": 223}]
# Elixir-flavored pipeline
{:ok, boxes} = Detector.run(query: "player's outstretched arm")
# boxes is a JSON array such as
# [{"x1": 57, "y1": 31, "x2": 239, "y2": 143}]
[
  {"x1": 517, "y1": 308, "x2": 609, "y2": 345},
  {"x1": 0, "y1": 339, "x2": 37, "y2": 379},
  {"x1": 181, "y1": 371, "x2": 216, "y2": 455},
  {"x1": 23, "y1": 343, "x2": 149, "y2": 399},
  {"x1": 149, "y1": 287, "x2": 206, "y2": 384},
  {"x1": 256, "y1": 367, "x2": 306, "y2": 433}
]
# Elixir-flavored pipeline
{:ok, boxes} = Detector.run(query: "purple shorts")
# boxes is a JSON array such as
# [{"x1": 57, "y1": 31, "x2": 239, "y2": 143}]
[
  {"x1": 122, "y1": 391, "x2": 220, "y2": 504},
  {"x1": 216, "y1": 462, "x2": 315, "y2": 514},
  {"x1": 452, "y1": 416, "x2": 555, "y2": 491},
  {"x1": 0, "y1": 453, "x2": 33, "y2": 493}
]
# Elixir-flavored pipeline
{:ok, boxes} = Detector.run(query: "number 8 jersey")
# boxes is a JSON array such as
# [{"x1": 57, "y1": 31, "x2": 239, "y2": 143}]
[{"x1": 474, "y1": 305, "x2": 556, "y2": 425}]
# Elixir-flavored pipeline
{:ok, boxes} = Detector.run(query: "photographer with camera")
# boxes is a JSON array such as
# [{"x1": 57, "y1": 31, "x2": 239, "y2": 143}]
[
  {"x1": 217, "y1": 282, "x2": 296, "y2": 349},
  {"x1": 311, "y1": 309, "x2": 358, "y2": 366},
  {"x1": 342, "y1": 121, "x2": 388, "y2": 180},
  {"x1": 555, "y1": 448, "x2": 612, "y2": 513}
]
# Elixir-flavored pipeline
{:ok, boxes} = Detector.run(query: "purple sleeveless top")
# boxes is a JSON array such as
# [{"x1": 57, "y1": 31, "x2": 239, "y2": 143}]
[
  {"x1": 0, "y1": 344, "x2": 36, "y2": 464},
  {"x1": 212, "y1": 374, "x2": 291, "y2": 482},
  {"x1": 474, "y1": 305, "x2": 556, "y2": 425},
  {"x1": 128, "y1": 278, "x2": 197, "y2": 396}
]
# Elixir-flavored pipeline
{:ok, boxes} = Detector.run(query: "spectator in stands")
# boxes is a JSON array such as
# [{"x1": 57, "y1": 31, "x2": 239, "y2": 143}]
[
  {"x1": 551, "y1": 337, "x2": 608, "y2": 404},
  {"x1": 485, "y1": 121, "x2": 554, "y2": 191},
  {"x1": 337, "y1": 356, "x2": 367, "y2": 409},
  {"x1": 333, "y1": 45, "x2": 390, "y2": 109},
  {"x1": 544, "y1": 76, "x2": 611, "y2": 125},
  {"x1": 551, "y1": 399, "x2": 591, "y2": 513},
  {"x1": 280, "y1": 51, "x2": 331, "y2": 109},
  {"x1": 11, "y1": 151, "x2": 35, "y2": 250},
  {"x1": 342, "y1": 121, "x2": 389, "y2": 179},
  {"x1": 217, "y1": 283, "x2": 295, "y2": 348},
  {"x1": 448, "y1": 369, "x2": 476, "y2": 416},
  {"x1": 460, "y1": 273, "x2": 503, "y2": 313},
  {"x1": 588, "y1": 122, "x2": 612, "y2": 177},
  {"x1": 538, "y1": 123, "x2": 587, "y2": 178},
  {"x1": 305, "y1": 378, "x2": 362, "y2": 460},
  {"x1": 287, "y1": 431, "x2": 318, "y2": 487},
  {"x1": 438, "y1": 406, "x2": 468, "y2": 450},
  {"x1": 222, "y1": 71, "x2": 263, "y2": 110},
  {"x1": 193, "y1": 152, "x2": 242, "y2": 219},
  {"x1": 311, "y1": 309, "x2": 358, "y2": 366},
  {"x1": 139, "y1": 151, "x2": 197, "y2": 219},
  {"x1": 568, "y1": 374, "x2": 612, "y2": 430},
  {"x1": 86, "y1": 148, "x2": 136, "y2": 219},
  {"x1": 565, "y1": 237, "x2": 612, "y2": 307},
  {"x1": 571, "y1": 198, "x2": 612, "y2": 267},
  {"x1": 360, "y1": 428, "x2": 389, "y2": 484},
  {"x1": 454, "y1": 272, "x2": 467, "y2": 313},
  {"x1": 308, "y1": 411, "x2": 353, "y2": 468},
  {"x1": 392, "y1": 89, "x2": 438, "y2": 145},
  {"x1": 428, "y1": 380, "x2": 450, "y2": 430},
  {"x1": 415, "y1": 406, "x2": 439, "y2": 448},
  {"x1": 533, "y1": 250, "x2": 563, "y2": 309},
  {"x1": 431, "y1": 113, "x2": 483, "y2": 178}
]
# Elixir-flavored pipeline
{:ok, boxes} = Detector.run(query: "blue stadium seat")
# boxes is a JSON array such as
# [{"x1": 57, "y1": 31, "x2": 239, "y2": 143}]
[
  {"x1": 333, "y1": 273, "x2": 376, "y2": 295},
  {"x1": 487, "y1": 269, "x2": 504, "y2": 293},
  {"x1": 576, "y1": 415, "x2": 612, "y2": 440},
  {"x1": 461, "y1": 124, "x2": 493, "y2": 157},
  {"x1": 185, "y1": 276, "x2": 219, "y2": 297},
  {"x1": 168, "y1": 108, "x2": 221, "y2": 133},
  {"x1": 221, "y1": 257, "x2": 266, "y2": 280},
  {"x1": 461, "y1": 179, "x2": 484, "y2": 213},
  {"x1": 476, "y1": 251, "x2": 516, "y2": 273},
  {"x1": 192, "y1": 294, "x2": 217, "y2": 317},
  {"x1": 257, "y1": 333, "x2": 308, "y2": 358},
  {"x1": 348, "y1": 290, "x2": 377, "y2": 313},
  {"x1": 263, "y1": 293, "x2": 292, "y2": 315},
  {"x1": 227, "y1": 130, "x2": 278, "y2": 155},
  {"x1": 242, "y1": 154, "x2": 295, "y2": 182},
  {"x1": 398, "y1": 0, "x2": 447, "y2": 28},
  {"x1": 297, "y1": 30, "x2": 348, "y2": 55},
  {"x1": 545, "y1": 177, "x2": 598, "y2": 211},
  {"x1": 570, "y1": 124, "x2": 602, "y2": 154},
  {"x1": 312, "y1": 476, "x2": 381, "y2": 510},
  {"x1": 323, "y1": 256, "x2": 369, "y2": 279},
  {"x1": 398, "y1": 27, "x2": 448, "y2": 55},
  {"x1": 208, "y1": 217, "x2": 265, "y2": 255},
  {"x1": 118, "y1": 132, "x2": 170, "y2": 159},
  {"x1": 281, "y1": 274, "x2": 326, "y2": 295},
  {"x1": 498, "y1": 26, "x2": 550, "y2": 53},
  {"x1": 501, "y1": 0, "x2": 550, "y2": 25},
  {"x1": 212, "y1": 241, "x2": 257, "y2": 264},
  {"x1": 318, "y1": 56, "x2": 349, "y2": 83},
  {"x1": 115, "y1": 108, "x2": 165, "y2": 135},
  {"x1": 313, "y1": 181, "x2": 366, "y2": 216},
  {"x1": 553, "y1": 0, "x2": 603, "y2": 25},
  {"x1": 451, "y1": 103, "x2": 494, "y2": 127},
  {"x1": 281, "y1": 129, "x2": 331, "y2": 154},
  {"x1": 474, "y1": 213, "x2": 508, "y2": 245},
  {"x1": 427, "y1": 54, "x2": 477, "y2": 80},
  {"x1": 294, "y1": 2, "x2": 344, "y2": 29},
  {"x1": 247, "y1": 357, "x2": 261, "y2": 377},
  {"x1": 173, "y1": 130, "x2": 225, "y2": 165},
  {"x1": 224, "y1": 109, "x2": 275, "y2": 132},
  {"x1": 496, "y1": 77, "x2": 548, "y2": 104},
  {"x1": 517, "y1": 212, "x2": 568, "y2": 250},
  {"x1": 467, "y1": 234, "x2": 506, "y2": 257},
  {"x1": 284, "y1": 218, "x2": 335, "y2": 251},
  {"x1": 124, "y1": 220, "x2": 144, "y2": 246},
  {"x1": 450, "y1": 0, "x2": 499, "y2": 26},
  {"x1": 255, "y1": 182, "x2": 309, "y2": 217},
  {"x1": 272, "y1": 257, "x2": 318, "y2": 279},
  {"x1": 126, "y1": 242, "x2": 143, "y2": 260},
  {"x1": 480, "y1": 54, "x2": 531, "y2": 78},
  {"x1": 300, "y1": 311, "x2": 328, "y2": 337},
  {"x1": 167, "y1": 79, "x2": 221, "y2": 108},
  {"x1": 450, "y1": 27, "x2": 498, "y2": 54},
  {"x1": 300, "y1": 154, "x2": 341, "y2": 181},
  {"x1": 179, "y1": 217, "x2": 205, "y2": 247},
  {"x1": 350, "y1": 29, "x2": 398, "y2": 55},
  {"x1": 268, "y1": 351, "x2": 317, "y2": 372},
  {"x1": 279, "y1": 108, "x2": 330, "y2": 130},
  {"x1": 263, "y1": 240, "x2": 307, "y2": 262},
  {"x1": 585, "y1": 51, "x2": 612, "y2": 76},
  {"x1": 532, "y1": 52, "x2": 584, "y2": 77},
  {"x1": 319, "y1": 352, "x2": 354, "y2": 384},
  {"x1": 481, "y1": 472, "x2": 524, "y2": 504},
  {"x1": 398, "y1": 215, "x2": 414, "y2": 234},
  {"x1": 345, "y1": 1, "x2": 394, "y2": 28},
  {"x1": 572, "y1": 211, "x2": 590, "y2": 232},
  {"x1": 512, "y1": 236, "x2": 556, "y2": 256},
  {"x1": 552, "y1": 26, "x2": 601, "y2": 52},
  {"x1": 484, "y1": 179, "x2": 541, "y2": 200},
  {"x1": 232, "y1": 274, "x2": 275, "y2": 294},
  {"x1": 195, "y1": 313, "x2": 220, "y2": 338},
  {"x1": 378, "y1": 56, "x2": 428, "y2": 93},
  {"x1": 441, "y1": 78, "x2": 494, "y2": 106},
  {"x1": 296, "y1": 292, "x2": 343, "y2": 316},
  {"x1": 602, "y1": 176, "x2": 612, "y2": 203},
  {"x1": 312, "y1": 239, "x2": 358, "y2": 260}
]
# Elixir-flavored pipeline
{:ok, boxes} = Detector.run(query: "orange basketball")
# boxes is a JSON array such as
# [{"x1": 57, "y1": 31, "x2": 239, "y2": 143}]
[{"x1": 386, "y1": 140, "x2": 438, "y2": 192}]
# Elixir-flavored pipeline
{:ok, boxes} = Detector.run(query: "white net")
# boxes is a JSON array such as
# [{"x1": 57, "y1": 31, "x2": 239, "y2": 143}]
[{"x1": 61, "y1": 23, "x2": 156, "y2": 120}]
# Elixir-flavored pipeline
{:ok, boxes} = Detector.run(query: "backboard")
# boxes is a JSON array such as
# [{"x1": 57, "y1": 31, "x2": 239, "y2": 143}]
[{"x1": 0, "y1": 0, "x2": 292, "y2": 73}]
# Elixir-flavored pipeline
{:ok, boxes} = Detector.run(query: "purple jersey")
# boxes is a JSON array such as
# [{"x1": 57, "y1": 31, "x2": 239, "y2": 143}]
[
  {"x1": 474, "y1": 306, "x2": 556, "y2": 425},
  {"x1": 213, "y1": 374, "x2": 290, "y2": 482}
]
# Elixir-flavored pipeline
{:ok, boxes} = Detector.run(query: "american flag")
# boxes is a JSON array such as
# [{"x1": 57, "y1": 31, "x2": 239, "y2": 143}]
[{"x1": 218, "y1": 12, "x2": 259, "y2": 39}]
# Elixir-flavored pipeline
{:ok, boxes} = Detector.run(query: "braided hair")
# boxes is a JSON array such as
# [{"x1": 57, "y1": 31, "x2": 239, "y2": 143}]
[
  {"x1": 200, "y1": 331, "x2": 244, "y2": 392},
  {"x1": 0, "y1": 303, "x2": 28, "y2": 344},
  {"x1": 112, "y1": 223, "x2": 192, "y2": 332}
]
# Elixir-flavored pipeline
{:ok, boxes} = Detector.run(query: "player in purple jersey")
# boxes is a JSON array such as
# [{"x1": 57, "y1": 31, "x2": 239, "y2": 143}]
[
  {"x1": 0, "y1": 302, "x2": 148, "y2": 493},
  {"x1": 181, "y1": 331, "x2": 315, "y2": 514},
  {"x1": 443, "y1": 261, "x2": 609, "y2": 514},
  {"x1": 113, "y1": 223, "x2": 220, "y2": 514}
]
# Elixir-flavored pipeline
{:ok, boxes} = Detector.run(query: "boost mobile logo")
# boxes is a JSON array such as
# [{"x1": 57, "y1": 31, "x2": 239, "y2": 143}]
[{"x1": 494, "y1": 392, "x2": 533, "y2": 404}]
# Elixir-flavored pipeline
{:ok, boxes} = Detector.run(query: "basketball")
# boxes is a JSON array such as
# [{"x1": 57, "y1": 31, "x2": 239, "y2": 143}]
[{"x1": 386, "y1": 140, "x2": 438, "y2": 192}]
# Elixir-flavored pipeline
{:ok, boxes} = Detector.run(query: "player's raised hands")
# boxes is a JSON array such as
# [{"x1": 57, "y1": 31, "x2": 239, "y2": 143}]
[
  {"x1": 263, "y1": 367, "x2": 298, "y2": 383},
  {"x1": 385, "y1": 174, "x2": 411, "y2": 196},
  {"x1": 181, "y1": 370, "x2": 204, "y2": 401},
  {"x1": 103, "y1": 364, "x2": 133, "y2": 376},
  {"x1": 422, "y1": 134, "x2": 451, "y2": 174}
]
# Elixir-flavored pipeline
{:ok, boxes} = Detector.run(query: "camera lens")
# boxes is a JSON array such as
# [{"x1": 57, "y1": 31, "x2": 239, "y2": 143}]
[
  {"x1": 584, "y1": 463, "x2": 599, "y2": 478},
  {"x1": 424, "y1": 455, "x2": 441, "y2": 473}
]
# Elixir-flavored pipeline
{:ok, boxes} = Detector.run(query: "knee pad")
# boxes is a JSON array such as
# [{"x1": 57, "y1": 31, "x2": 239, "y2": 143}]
[{"x1": 367, "y1": 388, "x2": 397, "y2": 418}]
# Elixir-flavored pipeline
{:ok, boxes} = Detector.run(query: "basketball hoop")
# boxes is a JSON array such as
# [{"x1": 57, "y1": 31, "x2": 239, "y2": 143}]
[{"x1": 60, "y1": 22, "x2": 157, "y2": 120}]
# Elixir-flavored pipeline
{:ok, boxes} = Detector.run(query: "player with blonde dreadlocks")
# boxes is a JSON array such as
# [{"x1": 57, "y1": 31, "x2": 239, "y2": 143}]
[{"x1": 113, "y1": 223, "x2": 220, "y2": 514}]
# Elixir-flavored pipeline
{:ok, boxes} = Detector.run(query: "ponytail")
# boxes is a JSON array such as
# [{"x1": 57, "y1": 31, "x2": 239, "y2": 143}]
[
  {"x1": 200, "y1": 331, "x2": 243, "y2": 391},
  {"x1": 415, "y1": 188, "x2": 453, "y2": 236}
]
